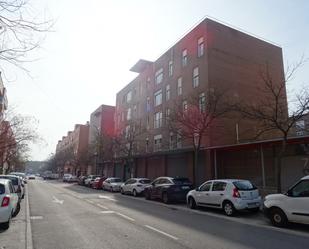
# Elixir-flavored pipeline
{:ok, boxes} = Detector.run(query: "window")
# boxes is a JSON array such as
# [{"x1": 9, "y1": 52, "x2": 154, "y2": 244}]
[
  {"x1": 291, "y1": 180, "x2": 309, "y2": 197},
  {"x1": 145, "y1": 138, "x2": 149, "y2": 153},
  {"x1": 126, "y1": 91, "x2": 132, "y2": 103},
  {"x1": 183, "y1": 100, "x2": 188, "y2": 112},
  {"x1": 177, "y1": 77, "x2": 182, "y2": 96},
  {"x1": 212, "y1": 181, "x2": 227, "y2": 191},
  {"x1": 121, "y1": 112, "x2": 124, "y2": 122},
  {"x1": 154, "y1": 89, "x2": 162, "y2": 106},
  {"x1": 133, "y1": 105, "x2": 137, "y2": 117},
  {"x1": 146, "y1": 116, "x2": 150, "y2": 130},
  {"x1": 125, "y1": 125, "x2": 130, "y2": 138},
  {"x1": 296, "y1": 120, "x2": 305, "y2": 136},
  {"x1": 154, "y1": 111, "x2": 163, "y2": 129},
  {"x1": 166, "y1": 84, "x2": 170, "y2": 101},
  {"x1": 193, "y1": 67, "x2": 199, "y2": 88},
  {"x1": 127, "y1": 108, "x2": 132, "y2": 120},
  {"x1": 168, "y1": 61, "x2": 173, "y2": 76},
  {"x1": 200, "y1": 182, "x2": 211, "y2": 192},
  {"x1": 155, "y1": 68, "x2": 163, "y2": 84},
  {"x1": 182, "y1": 49, "x2": 188, "y2": 66},
  {"x1": 146, "y1": 77, "x2": 151, "y2": 89},
  {"x1": 169, "y1": 132, "x2": 176, "y2": 149},
  {"x1": 199, "y1": 92, "x2": 206, "y2": 112},
  {"x1": 166, "y1": 108, "x2": 170, "y2": 120},
  {"x1": 197, "y1": 37, "x2": 204, "y2": 57},
  {"x1": 176, "y1": 133, "x2": 182, "y2": 148},
  {"x1": 146, "y1": 97, "x2": 151, "y2": 112},
  {"x1": 154, "y1": 134, "x2": 162, "y2": 151}
]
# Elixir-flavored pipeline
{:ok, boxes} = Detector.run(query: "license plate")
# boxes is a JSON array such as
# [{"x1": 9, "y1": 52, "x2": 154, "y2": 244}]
[{"x1": 182, "y1": 186, "x2": 190, "y2": 190}]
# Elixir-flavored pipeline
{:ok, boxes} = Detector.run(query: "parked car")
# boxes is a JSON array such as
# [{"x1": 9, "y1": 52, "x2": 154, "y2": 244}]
[
  {"x1": 0, "y1": 179, "x2": 20, "y2": 230},
  {"x1": 84, "y1": 175, "x2": 101, "y2": 187},
  {"x1": 63, "y1": 174, "x2": 73, "y2": 182},
  {"x1": 78, "y1": 176, "x2": 87, "y2": 185},
  {"x1": 121, "y1": 178, "x2": 151, "y2": 196},
  {"x1": 10, "y1": 172, "x2": 27, "y2": 184},
  {"x1": 144, "y1": 177, "x2": 193, "y2": 204},
  {"x1": 187, "y1": 179, "x2": 261, "y2": 216},
  {"x1": 0, "y1": 175, "x2": 24, "y2": 200},
  {"x1": 28, "y1": 175, "x2": 36, "y2": 180},
  {"x1": 264, "y1": 175, "x2": 309, "y2": 227},
  {"x1": 66, "y1": 175, "x2": 78, "y2": 183},
  {"x1": 102, "y1": 177, "x2": 124, "y2": 192},
  {"x1": 92, "y1": 177, "x2": 107, "y2": 189}
]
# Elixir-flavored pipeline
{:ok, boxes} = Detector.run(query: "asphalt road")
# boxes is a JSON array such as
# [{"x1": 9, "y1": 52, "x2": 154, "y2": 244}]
[{"x1": 25, "y1": 179, "x2": 309, "y2": 249}]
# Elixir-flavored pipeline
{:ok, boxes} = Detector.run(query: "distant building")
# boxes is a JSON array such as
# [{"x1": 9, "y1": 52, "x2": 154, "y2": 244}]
[
  {"x1": 88, "y1": 104, "x2": 115, "y2": 175},
  {"x1": 56, "y1": 123, "x2": 89, "y2": 176}
]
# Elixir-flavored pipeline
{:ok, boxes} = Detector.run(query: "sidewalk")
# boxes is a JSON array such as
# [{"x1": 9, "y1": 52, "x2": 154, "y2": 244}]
[{"x1": 0, "y1": 188, "x2": 29, "y2": 249}]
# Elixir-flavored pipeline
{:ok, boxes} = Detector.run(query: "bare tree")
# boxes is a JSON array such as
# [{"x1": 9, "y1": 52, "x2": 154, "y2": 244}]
[
  {"x1": 168, "y1": 88, "x2": 230, "y2": 184},
  {"x1": 0, "y1": 109, "x2": 40, "y2": 173},
  {"x1": 0, "y1": 0, "x2": 52, "y2": 70},
  {"x1": 114, "y1": 119, "x2": 144, "y2": 179},
  {"x1": 234, "y1": 60, "x2": 309, "y2": 192}
]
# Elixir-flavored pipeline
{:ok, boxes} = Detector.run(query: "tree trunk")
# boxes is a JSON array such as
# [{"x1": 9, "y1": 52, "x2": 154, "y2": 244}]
[{"x1": 193, "y1": 149, "x2": 199, "y2": 186}]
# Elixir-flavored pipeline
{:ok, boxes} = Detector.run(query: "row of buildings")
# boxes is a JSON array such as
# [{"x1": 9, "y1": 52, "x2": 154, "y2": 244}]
[{"x1": 55, "y1": 18, "x2": 309, "y2": 193}]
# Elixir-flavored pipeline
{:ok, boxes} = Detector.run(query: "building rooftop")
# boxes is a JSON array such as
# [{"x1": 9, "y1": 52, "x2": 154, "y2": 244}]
[{"x1": 130, "y1": 59, "x2": 153, "y2": 73}]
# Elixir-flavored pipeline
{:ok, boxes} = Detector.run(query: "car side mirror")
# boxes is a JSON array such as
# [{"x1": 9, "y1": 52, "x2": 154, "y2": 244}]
[{"x1": 286, "y1": 190, "x2": 293, "y2": 197}]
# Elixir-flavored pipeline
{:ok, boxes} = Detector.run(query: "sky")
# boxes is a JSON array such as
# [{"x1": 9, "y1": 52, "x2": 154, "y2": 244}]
[{"x1": 3, "y1": 0, "x2": 309, "y2": 161}]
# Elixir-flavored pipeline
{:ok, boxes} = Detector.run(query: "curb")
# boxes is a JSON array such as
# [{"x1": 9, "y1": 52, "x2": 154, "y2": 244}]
[{"x1": 25, "y1": 185, "x2": 33, "y2": 249}]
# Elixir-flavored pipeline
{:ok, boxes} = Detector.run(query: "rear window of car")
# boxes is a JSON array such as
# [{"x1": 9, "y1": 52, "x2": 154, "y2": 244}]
[
  {"x1": 0, "y1": 184, "x2": 5, "y2": 194},
  {"x1": 233, "y1": 180, "x2": 256, "y2": 190},
  {"x1": 139, "y1": 179, "x2": 151, "y2": 184},
  {"x1": 112, "y1": 178, "x2": 122, "y2": 183},
  {"x1": 0, "y1": 176, "x2": 18, "y2": 185},
  {"x1": 172, "y1": 178, "x2": 192, "y2": 185}
]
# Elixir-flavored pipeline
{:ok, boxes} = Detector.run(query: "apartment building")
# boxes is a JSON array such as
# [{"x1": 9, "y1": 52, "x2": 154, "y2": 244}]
[
  {"x1": 0, "y1": 72, "x2": 8, "y2": 120},
  {"x1": 114, "y1": 18, "x2": 286, "y2": 184},
  {"x1": 89, "y1": 104, "x2": 115, "y2": 175},
  {"x1": 56, "y1": 123, "x2": 89, "y2": 176}
]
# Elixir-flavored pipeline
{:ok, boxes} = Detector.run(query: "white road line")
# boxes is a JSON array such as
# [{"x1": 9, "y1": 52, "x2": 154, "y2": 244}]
[
  {"x1": 96, "y1": 204, "x2": 109, "y2": 210},
  {"x1": 98, "y1": 195, "x2": 116, "y2": 201},
  {"x1": 52, "y1": 195, "x2": 64, "y2": 204},
  {"x1": 30, "y1": 216, "x2": 43, "y2": 220},
  {"x1": 100, "y1": 211, "x2": 115, "y2": 214},
  {"x1": 26, "y1": 187, "x2": 33, "y2": 249},
  {"x1": 86, "y1": 200, "x2": 94, "y2": 204},
  {"x1": 116, "y1": 212, "x2": 135, "y2": 222},
  {"x1": 144, "y1": 225, "x2": 179, "y2": 240}
]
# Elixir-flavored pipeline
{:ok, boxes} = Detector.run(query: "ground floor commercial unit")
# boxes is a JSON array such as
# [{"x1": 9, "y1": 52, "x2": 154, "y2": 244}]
[{"x1": 102, "y1": 136, "x2": 309, "y2": 194}]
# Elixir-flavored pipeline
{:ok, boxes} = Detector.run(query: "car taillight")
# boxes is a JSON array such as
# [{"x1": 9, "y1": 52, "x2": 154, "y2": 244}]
[
  {"x1": 1, "y1": 196, "x2": 10, "y2": 207},
  {"x1": 233, "y1": 188, "x2": 241, "y2": 198}
]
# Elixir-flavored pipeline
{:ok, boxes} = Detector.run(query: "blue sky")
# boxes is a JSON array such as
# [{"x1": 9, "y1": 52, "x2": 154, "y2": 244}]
[{"x1": 4, "y1": 0, "x2": 309, "y2": 160}]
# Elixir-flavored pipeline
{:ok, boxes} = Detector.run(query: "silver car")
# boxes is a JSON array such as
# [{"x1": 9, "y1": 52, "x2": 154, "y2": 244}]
[{"x1": 187, "y1": 179, "x2": 261, "y2": 216}]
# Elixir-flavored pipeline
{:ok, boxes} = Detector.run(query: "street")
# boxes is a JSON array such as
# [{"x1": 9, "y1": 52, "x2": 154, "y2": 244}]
[{"x1": 2, "y1": 179, "x2": 308, "y2": 249}]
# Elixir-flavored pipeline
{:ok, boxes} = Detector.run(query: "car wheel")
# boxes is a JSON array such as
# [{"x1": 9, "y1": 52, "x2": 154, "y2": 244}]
[
  {"x1": 133, "y1": 189, "x2": 137, "y2": 197},
  {"x1": 162, "y1": 192, "x2": 170, "y2": 204},
  {"x1": 270, "y1": 208, "x2": 288, "y2": 227},
  {"x1": 0, "y1": 214, "x2": 11, "y2": 230},
  {"x1": 12, "y1": 202, "x2": 21, "y2": 217},
  {"x1": 223, "y1": 201, "x2": 236, "y2": 216},
  {"x1": 188, "y1": 197, "x2": 197, "y2": 209}
]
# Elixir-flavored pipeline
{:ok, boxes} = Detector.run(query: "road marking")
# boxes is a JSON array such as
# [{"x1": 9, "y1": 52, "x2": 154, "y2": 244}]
[
  {"x1": 52, "y1": 195, "x2": 64, "y2": 204},
  {"x1": 98, "y1": 195, "x2": 116, "y2": 201},
  {"x1": 144, "y1": 225, "x2": 179, "y2": 240},
  {"x1": 100, "y1": 210, "x2": 115, "y2": 214},
  {"x1": 86, "y1": 200, "x2": 94, "y2": 204},
  {"x1": 97, "y1": 204, "x2": 109, "y2": 210},
  {"x1": 116, "y1": 212, "x2": 135, "y2": 221},
  {"x1": 26, "y1": 187, "x2": 33, "y2": 249},
  {"x1": 30, "y1": 216, "x2": 43, "y2": 220}
]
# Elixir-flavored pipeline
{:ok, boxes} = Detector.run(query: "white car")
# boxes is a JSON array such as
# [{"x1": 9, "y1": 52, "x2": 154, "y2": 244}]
[
  {"x1": 264, "y1": 175, "x2": 309, "y2": 227},
  {"x1": 120, "y1": 178, "x2": 151, "y2": 196},
  {"x1": 187, "y1": 179, "x2": 261, "y2": 216},
  {"x1": 63, "y1": 174, "x2": 73, "y2": 182},
  {"x1": 0, "y1": 179, "x2": 19, "y2": 230},
  {"x1": 0, "y1": 175, "x2": 24, "y2": 200},
  {"x1": 102, "y1": 178, "x2": 123, "y2": 192}
]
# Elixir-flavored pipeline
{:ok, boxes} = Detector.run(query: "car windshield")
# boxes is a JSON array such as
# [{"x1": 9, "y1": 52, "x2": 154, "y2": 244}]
[
  {"x1": 139, "y1": 179, "x2": 151, "y2": 184},
  {"x1": 172, "y1": 178, "x2": 192, "y2": 185},
  {"x1": 111, "y1": 179, "x2": 122, "y2": 183},
  {"x1": 233, "y1": 180, "x2": 256, "y2": 190},
  {"x1": 0, "y1": 183, "x2": 5, "y2": 194}
]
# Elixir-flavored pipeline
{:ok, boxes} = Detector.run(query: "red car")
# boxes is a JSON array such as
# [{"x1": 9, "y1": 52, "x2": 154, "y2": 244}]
[{"x1": 91, "y1": 177, "x2": 107, "y2": 189}]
